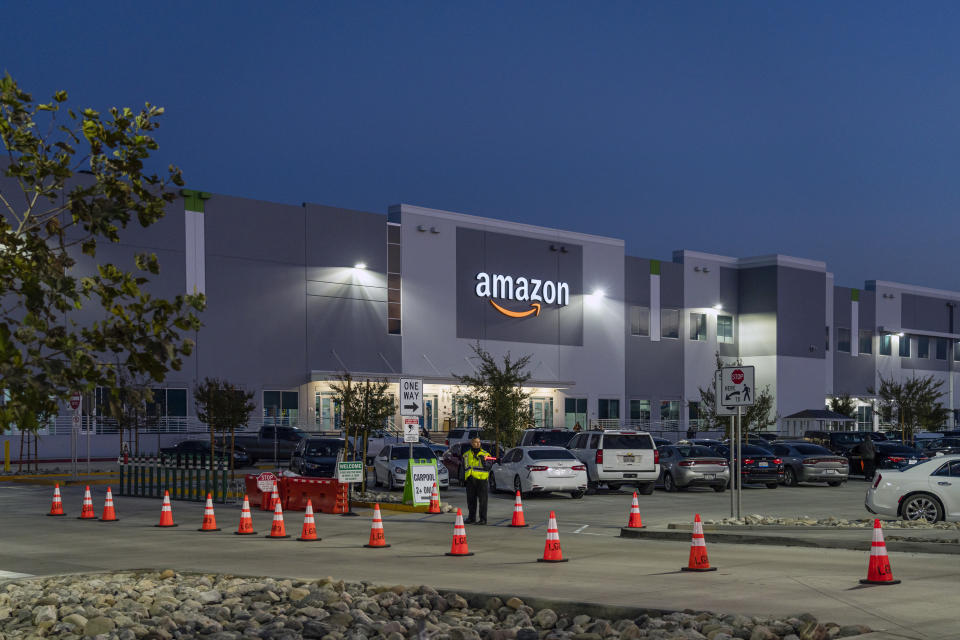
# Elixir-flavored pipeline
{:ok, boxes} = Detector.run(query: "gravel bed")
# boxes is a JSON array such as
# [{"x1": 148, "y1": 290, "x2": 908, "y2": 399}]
[
  {"x1": 0, "y1": 570, "x2": 872, "y2": 639},
  {"x1": 352, "y1": 491, "x2": 457, "y2": 512},
  {"x1": 703, "y1": 515, "x2": 960, "y2": 530}
]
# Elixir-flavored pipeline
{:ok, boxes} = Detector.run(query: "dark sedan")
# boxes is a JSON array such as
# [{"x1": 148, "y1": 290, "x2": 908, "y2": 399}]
[
  {"x1": 917, "y1": 437, "x2": 960, "y2": 457},
  {"x1": 770, "y1": 441, "x2": 849, "y2": 487},
  {"x1": 290, "y1": 437, "x2": 353, "y2": 477},
  {"x1": 160, "y1": 440, "x2": 251, "y2": 467},
  {"x1": 845, "y1": 441, "x2": 929, "y2": 474},
  {"x1": 715, "y1": 444, "x2": 783, "y2": 488}
]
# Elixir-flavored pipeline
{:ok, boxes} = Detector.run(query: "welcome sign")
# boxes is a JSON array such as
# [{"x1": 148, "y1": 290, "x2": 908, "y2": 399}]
[{"x1": 456, "y1": 227, "x2": 583, "y2": 346}]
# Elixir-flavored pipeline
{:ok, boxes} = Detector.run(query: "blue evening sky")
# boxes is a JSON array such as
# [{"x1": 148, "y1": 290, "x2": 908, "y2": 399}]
[{"x1": 4, "y1": 2, "x2": 959, "y2": 290}]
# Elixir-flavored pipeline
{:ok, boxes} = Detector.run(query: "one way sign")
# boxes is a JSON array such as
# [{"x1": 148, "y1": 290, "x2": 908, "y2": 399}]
[{"x1": 400, "y1": 378, "x2": 423, "y2": 417}]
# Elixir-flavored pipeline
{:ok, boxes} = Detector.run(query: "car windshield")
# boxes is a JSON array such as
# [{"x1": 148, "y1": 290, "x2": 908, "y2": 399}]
[
  {"x1": 831, "y1": 433, "x2": 865, "y2": 445},
  {"x1": 740, "y1": 445, "x2": 773, "y2": 456},
  {"x1": 527, "y1": 449, "x2": 577, "y2": 460},
  {"x1": 791, "y1": 444, "x2": 832, "y2": 455},
  {"x1": 391, "y1": 446, "x2": 436, "y2": 460},
  {"x1": 674, "y1": 445, "x2": 719, "y2": 458},
  {"x1": 527, "y1": 431, "x2": 574, "y2": 447},
  {"x1": 603, "y1": 434, "x2": 653, "y2": 449},
  {"x1": 305, "y1": 440, "x2": 344, "y2": 457}
]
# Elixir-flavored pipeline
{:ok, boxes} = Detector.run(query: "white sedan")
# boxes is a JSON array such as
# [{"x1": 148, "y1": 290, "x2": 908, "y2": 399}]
[
  {"x1": 489, "y1": 446, "x2": 588, "y2": 499},
  {"x1": 865, "y1": 455, "x2": 960, "y2": 523},
  {"x1": 373, "y1": 444, "x2": 449, "y2": 491}
]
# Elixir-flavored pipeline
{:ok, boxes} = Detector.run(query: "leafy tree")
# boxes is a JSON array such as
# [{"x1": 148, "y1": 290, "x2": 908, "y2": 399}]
[
  {"x1": 698, "y1": 353, "x2": 777, "y2": 438},
  {"x1": 101, "y1": 366, "x2": 155, "y2": 456},
  {"x1": 0, "y1": 74, "x2": 204, "y2": 439},
  {"x1": 454, "y1": 343, "x2": 534, "y2": 454},
  {"x1": 827, "y1": 393, "x2": 857, "y2": 420},
  {"x1": 194, "y1": 378, "x2": 255, "y2": 471},
  {"x1": 869, "y1": 374, "x2": 949, "y2": 441},
  {"x1": 329, "y1": 374, "x2": 395, "y2": 490}
]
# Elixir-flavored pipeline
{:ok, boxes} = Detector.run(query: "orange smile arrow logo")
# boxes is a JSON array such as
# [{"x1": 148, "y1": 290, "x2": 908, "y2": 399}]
[{"x1": 490, "y1": 300, "x2": 541, "y2": 318}]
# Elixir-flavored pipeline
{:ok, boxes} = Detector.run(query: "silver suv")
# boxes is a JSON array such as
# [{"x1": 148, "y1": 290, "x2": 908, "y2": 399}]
[{"x1": 567, "y1": 430, "x2": 660, "y2": 494}]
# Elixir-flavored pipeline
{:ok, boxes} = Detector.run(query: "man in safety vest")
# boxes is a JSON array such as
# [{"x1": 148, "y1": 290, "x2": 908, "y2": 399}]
[{"x1": 463, "y1": 438, "x2": 491, "y2": 524}]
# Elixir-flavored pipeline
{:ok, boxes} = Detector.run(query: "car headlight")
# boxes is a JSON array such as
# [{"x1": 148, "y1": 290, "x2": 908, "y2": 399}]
[
  {"x1": 394, "y1": 466, "x2": 405, "y2": 475},
  {"x1": 439, "y1": 466, "x2": 448, "y2": 476},
  {"x1": 304, "y1": 462, "x2": 318, "y2": 469}
]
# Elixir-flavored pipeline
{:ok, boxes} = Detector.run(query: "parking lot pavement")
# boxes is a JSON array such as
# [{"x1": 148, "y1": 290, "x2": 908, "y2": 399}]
[{"x1": 1, "y1": 483, "x2": 958, "y2": 639}]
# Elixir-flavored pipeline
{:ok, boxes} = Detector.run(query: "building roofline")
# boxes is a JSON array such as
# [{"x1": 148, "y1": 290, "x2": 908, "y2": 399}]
[{"x1": 866, "y1": 280, "x2": 960, "y2": 301}]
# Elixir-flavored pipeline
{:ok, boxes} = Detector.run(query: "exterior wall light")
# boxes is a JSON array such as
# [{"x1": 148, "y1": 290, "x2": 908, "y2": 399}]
[
  {"x1": 713, "y1": 304, "x2": 723, "y2": 310},
  {"x1": 592, "y1": 289, "x2": 605, "y2": 298},
  {"x1": 354, "y1": 262, "x2": 367, "y2": 270}
]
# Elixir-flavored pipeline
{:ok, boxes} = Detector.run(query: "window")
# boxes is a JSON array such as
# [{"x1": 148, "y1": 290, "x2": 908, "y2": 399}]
[
  {"x1": 859, "y1": 330, "x2": 872, "y2": 355},
  {"x1": 837, "y1": 328, "x2": 851, "y2": 353},
  {"x1": 598, "y1": 398, "x2": 620, "y2": 420},
  {"x1": 857, "y1": 405, "x2": 873, "y2": 430},
  {"x1": 661, "y1": 309, "x2": 679, "y2": 339},
  {"x1": 629, "y1": 399, "x2": 650, "y2": 422},
  {"x1": 387, "y1": 222, "x2": 401, "y2": 334},
  {"x1": 899, "y1": 335, "x2": 911, "y2": 357},
  {"x1": 630, "y1": 306, "x2": 649, "y2": 337},
  {"x1": 263, "y1": 391, "x2": 299, "y2": 425},
  {"x1": 918, "y1": 336, "x2": 929, "y2": 359},
  {"x1": 936, "y1": 338, "x2": 948, "y2": 360},
  {"x1": 879, "y1": 334, "x2": 891, "y2": 356},
  {"x1": 689, "y1": 313, "x2": 706, "y2": 341},
  {"x1": 688, "y1": 401, "x2": 701, "y2": 424},
  {"x1": 825, "y1": 326, "x2": 830, "y2": 351},
  {"x1": 660, "y1": 400, "x2": 680, "y2": 425},
  {"x1": 955, "y1": 341, "x2": 960, "y2": 361},
  {"x1": 718, "y1": 315, "x2": 734, "y2": 344},
  {"x1": 564, "y1": 398, "x2": 587, "y2": 429}
]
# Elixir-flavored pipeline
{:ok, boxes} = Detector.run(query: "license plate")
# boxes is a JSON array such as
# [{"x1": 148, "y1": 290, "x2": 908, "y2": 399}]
[
  {"x1": 623, "y1": 455, "x2": 635, "y2": 462},
  {"x1": 703, "y1": 474, "x2": 715, "y2": 480},
  {"x1": 758, "y1": 462, "x2": 769, "y2": 468},
  {"x1": 908, "y1": 459, "x2": 916, "y2": 464},
  {"x1": 825, "y1": 469, "x2": 836, "y2": 474},
  {"x1": 623, "y1": 473, "x2": 637, "y2": 478}
]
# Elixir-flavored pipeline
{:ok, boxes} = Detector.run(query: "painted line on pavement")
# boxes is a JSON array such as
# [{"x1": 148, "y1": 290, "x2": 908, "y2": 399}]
[
  {"x1": 573, "y1": 524, "x2": 590, "y2": 534},
  {"x1": 0, "y1": 570, "x2": 33, "y2": 579}
]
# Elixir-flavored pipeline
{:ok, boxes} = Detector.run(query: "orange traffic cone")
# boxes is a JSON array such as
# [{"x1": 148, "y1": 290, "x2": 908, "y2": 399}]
[
  {"x1": 235, "y1": 495, "x2": 257, "y2": 535},
  {"x1": 364, "y1": 503, "x2": 390, "y2": 548},
  {"x1": 510, "y1": 491, "x2": 528, "y2": 527},
  {"x1": 269, "y1": 481, "x2": 280, "y2": 511},
  {"x1": 428, "y1": 483, "x2": 442, "y2": 514},
  {"x1": 538, "y1": 511, "x2": 568, "y2": 562},
  {"x1": 265, "y1": 500, "x2": 290, "y2": 538},
  {"x1": 198, "y1": 493, "x2": 220, "y2": 531},
  {"x1": 446, "y1": 508, "x2": 473, "y2": 556},
  {"x1": 860, "y1": 519, "x2": 900, "y2": 585},
  {"x1": 99, "y1": 487, "x2": 118, "y2": 522},
  {"x1": 156, "y1": 490, "x2": 177, "y2": 527},
  {"x1": 78, "y1": 486, "x2": 96, "y2": 520},
  {"x1": 297, "y1": 500, "x2": 321, "y2": 541},
  {"x1": 47, "y1": 484, "x2": 65, "y2": 516},
  {"x1": 681, "y1": 514, "x2": 716, "y2": 572},
  {"x1": 626, "y1": 492, "x2": 644, "y2": 528}
]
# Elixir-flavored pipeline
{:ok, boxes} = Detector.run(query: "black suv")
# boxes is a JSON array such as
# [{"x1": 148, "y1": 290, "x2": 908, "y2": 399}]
[{"x1": 519, "y1": 428, "x2": 575, "y2": 448}]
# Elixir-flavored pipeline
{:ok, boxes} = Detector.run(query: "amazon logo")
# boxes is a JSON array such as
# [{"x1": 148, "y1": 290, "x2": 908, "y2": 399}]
[{"x1": 475, "y1": 272, "x2": 570, "y2": 318}]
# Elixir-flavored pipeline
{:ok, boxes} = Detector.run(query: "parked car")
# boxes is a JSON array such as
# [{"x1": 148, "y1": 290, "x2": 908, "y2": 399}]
[
  {"x1": 160, "y1": 439, "x2": 252, "y2": 467},
  {"x1": 441, "y1": 440, "x2": 497, "y2": 485},
  {"x1": 845, "y1": 441, "x2": 929, "y2": 473},
  {"x1": 917, "y1": 437, "x2": 960, "y2": 456},
  {"x1": 372, "y1": 443, "x2": 449, "y2": 490},
  {"x1": 769, "y1": 441, "x2": 849, "y2": 487},
  {"x1": 657, "y1": 444, "x2": 729, "y2": 492},
  {"x1": 489, "y1": 446, "x2": 588, "y2": 498},
  {"x1": 866, "y1": 455, "x2": 960, "y2": 523},
  {"x1": 566, "y1": 430, "x2": 659, "y2": 494},
  {"x1": 519, "y1": 428, "x2": 575, "y2": 448},
  {"x1": 714, "y1": 444, "x2": 783, "y2": 488},
  {"x1": 445, "y1": 428, "x2": 481, "y2": 447},
  {"x1": 688, "y1": 438, "x2": 725, "y2": 451},
  {"x1": 802, "y1": 430, "x2": 886, "y2": 454},
  {"x1": 233, "y1": 425, "x2": 308, "y2": 463},
  {"x1": 653, "y1": 437, "x2": 672, "y2": 447},
  {"x1": 289, "y1": 437, "x2": 353, "y2": 477}
]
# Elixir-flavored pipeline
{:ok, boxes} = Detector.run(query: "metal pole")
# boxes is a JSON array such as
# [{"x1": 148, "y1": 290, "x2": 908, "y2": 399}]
[
  {"x1": 729, "y1": 415, "x2": 734, "y2": 518},
  {"x1": 736, "y1": 406, "x2": 742, "y2": 520},
  {"x1": 86, "y1": 414, "x2": 91, "y2": 476}
]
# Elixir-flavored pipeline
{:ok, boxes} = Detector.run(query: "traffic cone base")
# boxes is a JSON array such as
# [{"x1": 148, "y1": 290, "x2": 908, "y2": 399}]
[
  {"x1": 681, "y1": 565, "x2": 717, "y2": 572},
  {"x1": 365, "y1": 504, "x2": 390, "y2": 548},
  {"x1": 860, "y1": 519, "x2": 900, "y2": 585},
  {"x1": 235, "y1": 495, "x2": 257, "y2": 535},
  {"x1": 509, "y1": 490, "x2": 528, "y2": 527},
  {"x1": 235, "y1": 530, "x2": 257, "y2": 535},
  {"x1": 681, "y1": 513, "x2": 715, "y2": 571},
  {"x1": 447, "y1": 508, "x2": 473, "y2": 556},
  {"x1": 47, "y1": 484, "x2": 66, "y2": 516},
  {"x1": 860, "y1": 577, "x2": 900, "y2": 585},
  {"x1": 100, "y1": 487, "x2": 118, "y2": 522}
]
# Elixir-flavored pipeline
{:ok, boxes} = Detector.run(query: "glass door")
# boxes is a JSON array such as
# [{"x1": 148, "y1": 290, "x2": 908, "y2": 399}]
[
  {"x1": 530, "y1": 397, "x2": 554, "y2": 428},
  {"x1": 315, "y1": 392, "x2": 341, "y2": 430},
  {"x1": 420, "y1": 394, "x2": 438, "y2": 431},
  {"x1": 564, "y1": 397, "x2": 587, "y2": 429}
]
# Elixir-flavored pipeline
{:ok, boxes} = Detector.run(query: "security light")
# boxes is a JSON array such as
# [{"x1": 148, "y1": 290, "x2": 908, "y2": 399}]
[
  {"x1": 354, "y1": 262, "x2": 367, "y2": 270},
  {"x1": 713, "y1": 303, "x2": 723, "y2": 310},
  {"x1": 897, "y1": 332, "x2": 904, "y2": 337},
  {"x1": 592, "y1": 288, "x2": 605, "y2": 298}
]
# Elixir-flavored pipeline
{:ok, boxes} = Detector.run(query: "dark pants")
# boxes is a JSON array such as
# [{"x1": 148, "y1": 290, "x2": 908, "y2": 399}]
[
  {"x1": 465, "y1": 476, "x2": 488, "y2": 522},
  {"x1": 863, "y1": 458, "x2": 876, "y2": 481}
]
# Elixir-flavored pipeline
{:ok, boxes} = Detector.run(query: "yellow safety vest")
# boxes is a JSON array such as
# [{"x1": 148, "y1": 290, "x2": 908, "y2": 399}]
[{"x1": 463, "y1": 448, "x2": 490, "y2": 480}]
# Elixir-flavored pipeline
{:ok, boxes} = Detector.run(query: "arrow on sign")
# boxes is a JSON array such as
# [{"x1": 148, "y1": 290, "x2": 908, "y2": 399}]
[{"x1": 403, "y1": 402, "x2": 419, "y2": 413}]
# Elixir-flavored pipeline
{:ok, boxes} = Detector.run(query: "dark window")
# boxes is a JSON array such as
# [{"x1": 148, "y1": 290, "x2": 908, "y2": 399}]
[
  {"x1": 791, "y1": 444, "x2": 832, "y2": 455},
  {"x1": 899, "y1": 335, "x2": 911, "y2": 357},
  {"x1": 837, "y1": 328, "x2": 851, "y2": 353},
  {"x1": 859, "y1": 330, "x2": 872, "y2": 354},
  {"x1": 629, "y1": 400, "x2": 650, "y2": 421},
  {"x1": 673, "y1": 445, "x2": 718, "y2": 458},
  {"x1": 602, "y1": 434, "x2": 654, "y2": 449},
  {"x1": 526, "y1": 431, "x2": 574, "y2": 447},
  {"x1": 387, "y1": 222, "x2": 402, "y2": 335},
  {"x1": 879, "y1": 335, "x2": 892, "y2": 356},
  {"x1": 689, "y1": 313, "x2": 706, "y2": 341},
  {"x1": 661, "y1": 309, "x2": 679, "y2": 339},
  {"x1": 527, "y1": 449, "x2": 576, "y2": 460},
  {"x1": 588, "y1": 434, "x2": 601, "y2": 448},
  {"x1": 718, "y1": 316, "x2": 734, "y2": 343},
  {"x1": 825, "y1": 326, "x2": 830, "y2": 351},
  {"x1": 598, "y1": 398, "x2": 620, "y2": 419},
  {"x1": 936, "y1": 338, "x2": 948, "y2": 360},
  {"x1": 390, "y1": 446, "x2": 435, "y2": 460},
  {"x1": 918, "y1": 336, "x2": 929, "y2": 359},
  {"x1": 630, "y1": 306, "x2": 649, "y2": 337}
]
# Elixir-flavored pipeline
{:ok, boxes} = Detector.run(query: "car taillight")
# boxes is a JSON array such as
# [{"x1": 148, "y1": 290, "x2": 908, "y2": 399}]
[
  {"x1": 743, "y1": 458, "x2": 754, "y2": 465},
  {"x1": 678, "y1": 460, "x2": 693, "y2": 467},
  {"x1": 802, "y1": 458, "x2": 819, "y2": 465},
  {"x1": 888, "y1": 456, "x2": 904, "y2": 463},
  {"x1": 572, "y1": 465, "x2": 586, "y2": 471},
  {"x1": 773, "y1": 458, "x2": 782, "y2": 465},
  {"x1": 596, "y1": 449, "x2": 603, "y2": 465},
  {"x1": 654, "y1": 449, "x2": 659, "y2": 464},
  {"x1": 445, "y1": 439, "x2": 449, "y2": 446},
  {"x1": 873, "y1": 474, "x2": 882, "y2": 488},
  {"x1": 718, "y1": 459, "x2": 728, "y2": 466},
  {"x1": 526, "y1": 465, "x2": 548, "y2": 471}
]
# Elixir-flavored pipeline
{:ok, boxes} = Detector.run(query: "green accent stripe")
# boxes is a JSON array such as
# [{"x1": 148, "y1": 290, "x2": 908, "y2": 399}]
[
  {"x1": 650, "y1": 259, "x2": 661, "y2": 276},
  {"x1": 851, "y1": 289, "x2": 859, "y2": 302},
  {"x1": 180, "y1": 189, "x2": 212, "y2": 213}
]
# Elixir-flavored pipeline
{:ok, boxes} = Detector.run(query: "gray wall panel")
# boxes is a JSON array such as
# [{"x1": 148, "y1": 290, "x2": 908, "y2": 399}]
[
  {"x1": 307, "y1": 296, "x2": 401, "y2": 374},
  {"x1": 777, "y1": 267, "x2": 826, "y2": 359},
  {"x1": 625, "y1": 336, "x2": 683, "y2": 399},
  {"x1": 738, "y1": 267, "x2": 777, "y2": 357},
  {"x1": 902, "y1": 294, "x2": 952, "y2": 333},
  {"x1": 305, "y1": 204, "x2": 388, "y2": 273},
  {"x1": 205, "y1": 195, "x2": 305, "y2": 264},
  {"x1": 659, "y1": 261, "x2": 684, "y2": 308},
  {"x1": 835, "y1": 354, "x2": 875, "y2": 395}
]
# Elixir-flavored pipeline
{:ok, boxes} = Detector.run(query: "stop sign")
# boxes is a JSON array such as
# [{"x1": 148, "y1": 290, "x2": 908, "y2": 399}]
[
  {"x1": 731, "y1": 369, "x2": 744, "y2": 385},
  {"x1": 69, "y1": 392, "x2": 81, "y2": 410}
]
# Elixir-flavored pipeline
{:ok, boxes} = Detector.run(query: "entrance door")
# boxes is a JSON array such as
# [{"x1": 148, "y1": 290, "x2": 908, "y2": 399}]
[
  {"x1": 419, "y1": 394, "x2": 438, "y2": 431},
  {"x1": 530, "y1": 397, "x2": 554, "y2": 428},
  {"x1": 315, "y1": 392, "x2": 340, "y2": 430},
  {"x1": 564, "y1": 398, "x2": 587, "y2": 429}
]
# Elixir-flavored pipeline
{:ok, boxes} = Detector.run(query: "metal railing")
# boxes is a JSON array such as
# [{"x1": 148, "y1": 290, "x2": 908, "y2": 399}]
[{"x1": 118, "y1": 453, "x2": 231, "y2": 503}]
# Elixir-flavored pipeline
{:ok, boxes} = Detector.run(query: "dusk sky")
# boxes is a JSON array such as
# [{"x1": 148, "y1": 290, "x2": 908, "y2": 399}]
[{"x1": 5, "y1": 2, "x2": 960, "y2": 290}]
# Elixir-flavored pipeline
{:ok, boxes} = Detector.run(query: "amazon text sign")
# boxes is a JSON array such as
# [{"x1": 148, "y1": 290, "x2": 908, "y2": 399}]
[{"x1": 475, "y1": 273, "x2": 570, "y2": 306}]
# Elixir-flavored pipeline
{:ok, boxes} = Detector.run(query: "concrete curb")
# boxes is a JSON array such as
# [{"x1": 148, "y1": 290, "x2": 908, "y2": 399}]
[
  {"x1": 351, "y1": 501, "x2": 434, "y2": 513},
  {"x1": 620, "y1": 527, "x2": 960, "y2": 555},
  {"x1": 665, "y1": 522, "x2": 952, "y2": 532}
]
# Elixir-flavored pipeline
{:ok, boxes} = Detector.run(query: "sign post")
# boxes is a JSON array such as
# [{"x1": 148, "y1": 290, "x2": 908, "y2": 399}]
[
  {"x1": 400, "y1": 378, "x2": 423, "y2": 459},
  {"x1": 70, "y1": 392, "x2": 82, "y2": 481},
  {"x1": 718, "y1": 366, "x2": 755, "y2": 520}
]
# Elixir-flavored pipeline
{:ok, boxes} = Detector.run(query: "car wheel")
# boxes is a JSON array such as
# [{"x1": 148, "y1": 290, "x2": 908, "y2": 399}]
[
  {"x1": 489, "y1": 474, "x2": 498, "y2": 493},
  {"x1": 902, "y1": 493, "x2": 943, "y2": 523},
  {"x1": 784, "y1": 468, "x2": 798, "y2": 487},
  {"x1": 570, "y1": 488, "x2": 585, "y2": 499},
  {"x1": 514, "y1": 475, "x2": 523, "y2": 497},
  {"x1": 712, "y1": 483, "x2": 725, "y2": 493},
  {"x1": 607, "y1": 483, "x2": 622, "y2": 491},
  {"x1": 765, "y1": 483, "x2": 778, "y2": 489},
  {"x1": 639, "y1": 482, "x2": 655, "y2": 495},
  {"x1": 664, "y1": 473, "x2": 678, "y2": 493},
  {"x1": 827, "y1": 480, "x2": 843, "y2": 487}
]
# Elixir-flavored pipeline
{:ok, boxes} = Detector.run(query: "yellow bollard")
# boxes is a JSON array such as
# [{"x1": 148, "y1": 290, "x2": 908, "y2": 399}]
[{"x1": 3, "y1": 440, "x2": 9, "y2": 472}]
